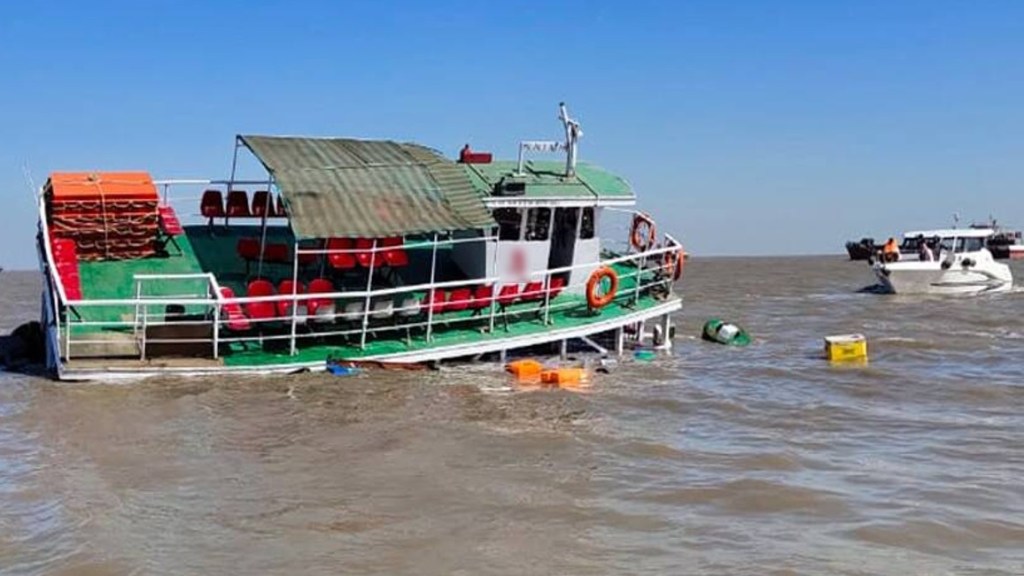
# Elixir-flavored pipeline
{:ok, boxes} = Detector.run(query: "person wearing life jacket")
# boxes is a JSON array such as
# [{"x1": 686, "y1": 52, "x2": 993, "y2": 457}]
[{"x1": 882, "y1": 237, "x2": 900, "y2": 262}]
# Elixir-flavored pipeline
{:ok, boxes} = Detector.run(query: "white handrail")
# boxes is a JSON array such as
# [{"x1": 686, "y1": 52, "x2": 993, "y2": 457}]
[
  {"x1": 61, "y1": 241, "x2": 678, "y2": 308},
  {"x1": 53, "y1": 200, "x2": 683, "y2": 362},
  {"x1": 60, "y1": 260, "x2": 676, "y2": 353}
]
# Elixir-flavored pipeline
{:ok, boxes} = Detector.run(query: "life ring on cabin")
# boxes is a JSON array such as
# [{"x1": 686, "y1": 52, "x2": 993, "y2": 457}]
[
  {"x1": 586, "y1": 267, "x2": 619, "y2": 309},
  {"x1": 630, "y1": 213, "x2": 657, "y2": 252},
  {"x1": 663, "y1": 247, "x2": 686, "y2": 281}
]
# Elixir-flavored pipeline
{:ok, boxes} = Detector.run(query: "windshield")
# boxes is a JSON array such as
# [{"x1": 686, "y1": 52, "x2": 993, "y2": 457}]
[{"x1": 936, "y1": 236, "x2": 985, "y2": 254}]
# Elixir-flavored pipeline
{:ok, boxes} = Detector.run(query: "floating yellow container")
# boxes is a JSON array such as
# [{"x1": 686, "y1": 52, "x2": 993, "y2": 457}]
[{"x1": 824, "y1": 334, "x2": 868, "y2": 361}]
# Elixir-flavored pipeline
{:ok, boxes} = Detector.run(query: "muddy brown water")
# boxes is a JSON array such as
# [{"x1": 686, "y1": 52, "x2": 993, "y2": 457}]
[{"x1": 1, "y1": 258, "x2": 1022, "y2": 575}]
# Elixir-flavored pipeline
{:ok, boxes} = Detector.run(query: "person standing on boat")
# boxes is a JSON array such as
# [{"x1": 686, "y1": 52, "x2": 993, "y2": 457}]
[
  {"x1": 930, "y1": 236, "x2": 942, "y2": 260},
  {"x1": 882, "y1": 237, "x2": 900, "y2": 262},
  {"x1": 917, "y1": 234, "x2": 934, "y2": 261}
]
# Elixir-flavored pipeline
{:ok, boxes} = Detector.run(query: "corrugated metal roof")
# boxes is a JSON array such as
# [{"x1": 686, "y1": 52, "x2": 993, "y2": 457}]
[
  {"x1": 240, "y1": 135, "x2": 495, "y2": 239},
  {"x1": 463, "y1": 160, "x2": 635, "y2": 200}
]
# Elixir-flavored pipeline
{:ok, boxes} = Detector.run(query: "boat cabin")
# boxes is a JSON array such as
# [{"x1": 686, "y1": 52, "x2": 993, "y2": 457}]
[{"x1": 900, "y1": 228, "x2": 994, "y2": 256}]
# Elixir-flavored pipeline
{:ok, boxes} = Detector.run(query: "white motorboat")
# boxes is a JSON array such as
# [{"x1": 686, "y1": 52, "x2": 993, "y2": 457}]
[{"x1": 872, "y1": 228, "x2": 1013, "y2": 295}]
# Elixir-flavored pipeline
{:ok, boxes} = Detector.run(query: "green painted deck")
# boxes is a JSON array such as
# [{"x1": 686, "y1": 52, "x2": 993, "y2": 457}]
[
  {"x1": 220, "y1": 289, "x2": 668, "y2": 367},
  {"x1": 67, "y1": 225, "x2": 673, "y2": 367}
]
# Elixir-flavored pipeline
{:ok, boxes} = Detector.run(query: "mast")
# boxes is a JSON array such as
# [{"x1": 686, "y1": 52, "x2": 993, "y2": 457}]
[{"x1": 515, "y1": 102, "x2": 584, "y2": 178}]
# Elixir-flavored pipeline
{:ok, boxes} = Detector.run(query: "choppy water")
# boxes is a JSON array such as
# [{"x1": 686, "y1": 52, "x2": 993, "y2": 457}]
[{"x1": 1, "y1": 258, "x2": 1023, "y2": 575}]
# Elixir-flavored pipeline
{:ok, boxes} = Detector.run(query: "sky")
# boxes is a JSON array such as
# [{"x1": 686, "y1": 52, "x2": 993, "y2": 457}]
[{"x1": 2, "y1": 0, "x2": 1023, "y2": 268}]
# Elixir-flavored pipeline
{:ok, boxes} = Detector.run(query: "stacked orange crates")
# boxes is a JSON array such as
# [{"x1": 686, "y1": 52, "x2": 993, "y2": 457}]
[{"x1": 45, "y1": 172, "x2": 160, "y2": 261}]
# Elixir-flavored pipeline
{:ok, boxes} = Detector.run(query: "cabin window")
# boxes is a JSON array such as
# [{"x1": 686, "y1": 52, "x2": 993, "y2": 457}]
[
  {"x1": 580, "y1": 207, "x2": 595, "y2": 240},
  {"x1": 525, "y1": 208, "x2": 552, "y2": 241},
  {"x1": 939, "y1": 237, "x2": 966, "y2": 253},
  {"x1": 493, "y1": 208, "x2": 523, "y2": 241},
  {"x1": 963, "y1": 237, "x2": 984, "y2": 252},
  {"x1": 900, "y1": 237, "x2": 921, "y2": 251}
]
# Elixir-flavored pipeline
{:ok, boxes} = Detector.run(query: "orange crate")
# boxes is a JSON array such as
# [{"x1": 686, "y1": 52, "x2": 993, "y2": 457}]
[{"x1": 506, "y1": 359, "x2": 544, "y2": 380}]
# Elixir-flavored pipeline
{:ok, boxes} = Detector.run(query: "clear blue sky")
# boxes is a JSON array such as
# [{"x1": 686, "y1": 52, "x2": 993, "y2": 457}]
[{"x1": 2, "y1": 1, "x2": 1023, "y2": 268}]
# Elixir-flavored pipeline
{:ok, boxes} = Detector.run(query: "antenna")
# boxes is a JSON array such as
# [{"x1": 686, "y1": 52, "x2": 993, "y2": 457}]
[
  {"x1": 515, "y1": 102, "x2": 584, "y2": 178},
  {"x1": 559, "y1": 102, "x2": 583, "y2": 178},
  {"x1": 22, "y1": 162, "x2": 39, "y2": 198}
]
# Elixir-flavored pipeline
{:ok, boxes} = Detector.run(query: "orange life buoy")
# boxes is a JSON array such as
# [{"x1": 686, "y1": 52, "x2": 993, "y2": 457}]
[
  {"x1": 630, "y1": 213, "x2": 656, "y2": 251},
  {"x1": 586, "y1": 267, "x2": 619, "y2": 309},
  {"x1": 663, "y1": 247, "x2": 686, "y2": 281}
]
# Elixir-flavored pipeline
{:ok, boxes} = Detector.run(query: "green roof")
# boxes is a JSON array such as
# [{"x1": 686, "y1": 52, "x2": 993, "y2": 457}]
[
  {"x1": 462, "y1": 160, "x2": 635, "y2": 201},
  {"x1": 239, "y1": 135, "x2": 496, "y2": 239}
]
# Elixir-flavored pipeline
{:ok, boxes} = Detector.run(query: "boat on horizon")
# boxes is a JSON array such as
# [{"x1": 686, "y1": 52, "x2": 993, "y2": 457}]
[
  {"x1": 984, "y1": 229, "x2": 1024, "y2": 260},
  {"x1": 33, "y1": 104, "x2": 685, "y2": 381},
  {"x1": 870, "y1": 227, "x2": 1012, "y2": 295},
  {"x1": 845, "y1": 238, "x2": 876, "y2": 261},
  {"x1": 847, "y1": 217, "x2": 1024, "y2": 262}
]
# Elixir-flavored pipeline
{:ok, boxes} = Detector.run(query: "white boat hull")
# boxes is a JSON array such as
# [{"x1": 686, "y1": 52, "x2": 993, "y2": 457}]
[{"x1": 873, "y1": 260, "x2": 1013, "y2": 295}]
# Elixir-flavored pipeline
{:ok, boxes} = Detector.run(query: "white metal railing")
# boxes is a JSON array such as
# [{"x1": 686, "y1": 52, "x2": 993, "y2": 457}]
[{"x1": 56, "y1": 239, "x2": 681, "y2": 362}]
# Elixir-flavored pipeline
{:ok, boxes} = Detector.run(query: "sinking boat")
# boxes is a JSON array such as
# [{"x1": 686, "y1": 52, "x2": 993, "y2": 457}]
[
  {"x1": 870, "y1": 228, "x2": 1012, "y2": 295},
  {"x1": 34, "y1": 104, "x2": 685, "y2": 381}
]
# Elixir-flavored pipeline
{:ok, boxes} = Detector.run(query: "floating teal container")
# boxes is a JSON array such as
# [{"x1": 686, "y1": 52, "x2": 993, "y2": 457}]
[{"x1": 633, "y1": 349, "x2": 656, "y2": 361}]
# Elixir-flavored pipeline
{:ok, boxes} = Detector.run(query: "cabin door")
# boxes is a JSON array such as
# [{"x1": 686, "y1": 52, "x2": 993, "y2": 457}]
[{"x1": 548, "y1": 207, "x2": 579, "y2": 282}]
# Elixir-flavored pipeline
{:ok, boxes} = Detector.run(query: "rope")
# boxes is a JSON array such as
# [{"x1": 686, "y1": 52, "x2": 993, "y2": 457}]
[{"x1": 92, "y1": 173, "x2": 112, "y2": 260}]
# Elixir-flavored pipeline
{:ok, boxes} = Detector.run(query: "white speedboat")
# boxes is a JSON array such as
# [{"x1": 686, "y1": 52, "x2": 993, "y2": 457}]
[{"x1": 872, "y1": 228, "x2": 1013, "y2": 295}]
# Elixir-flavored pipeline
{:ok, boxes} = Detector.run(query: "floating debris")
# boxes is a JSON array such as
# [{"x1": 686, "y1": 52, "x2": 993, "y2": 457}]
[
  {"x1": 701, "y1": 318, "x2": 751, "y2": 346},
  {"x1": 824, "y1": 333, "x2": 868, "y2": 362},
  {"x1": 633, "y1": 348, "x2": 656, "y2": 361}
]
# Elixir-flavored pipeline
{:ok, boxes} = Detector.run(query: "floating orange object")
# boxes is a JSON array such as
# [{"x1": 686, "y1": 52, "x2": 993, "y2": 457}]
[
  {"x1": 540, "y1": 368, "x2": 587, "y2": 386},
  {"x1": 506, "y1": 359, "x2": 543, "y2": 380}
]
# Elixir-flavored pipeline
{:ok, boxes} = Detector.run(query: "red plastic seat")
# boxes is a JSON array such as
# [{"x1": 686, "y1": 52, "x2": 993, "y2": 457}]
[
  {"x1": 381, "y1": 237, "x2": 409, "y2": 267},
  {"x1": 264, "y1": 243, "x2": 290, "y2": 263},
  {"x1": 355, "y1": 238, "x2": 375, "y2": 268},
  {"x1": 546, "y1": 277, "x2": 566, "y2": 300},
  {"x1": 296, "y1": 239, "x2": 322, "y2": 267},
  {"x1": 421, "y1": 289, "x2": 447, "y2": 315},
  {"x1": 245, "y1": 279, "x2": 277, "y2": 320},
  {"x1": 237, "y1": 238, "x2": 260, "y2": 260},
  {"x1": 251, "y1": 190, "x2": 274, "y2": 218},
  {"x1": 307, "y1": 278, "x2": 336, "y2": 317},
  {"x1": 468, "y1": 285, "x2": 494, "y2": 310},
  {"x1": 520, "y1": 281, "x2": 545, "y2": 302},
  {"x1": 445, "y1": 288, "x2": 473, "y2": 313},
  {"x1": 225, "y1": 190, "x2": 251, "y2": 221},
  {"x1": 496, "y1": 285, "x2": 519, "y2": 307},
  {"x1": 276, "y1": 280, "x2": 306, "y2": 317},
  {"x1": 219, "y1": 287, "x2": 251, "y2": 331},
  {"x1": 274, "y1": 195, "x2": 286, "y2": 217},
  {"x1": 201, "y1": 190, "x2": 225, "y2": 224},
  {"x1": 326, "y1": 238, "x2": 356, "y2": 270},
  {"x1": 157, "y1": 204, "x2": 183, "y2": 235}
]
